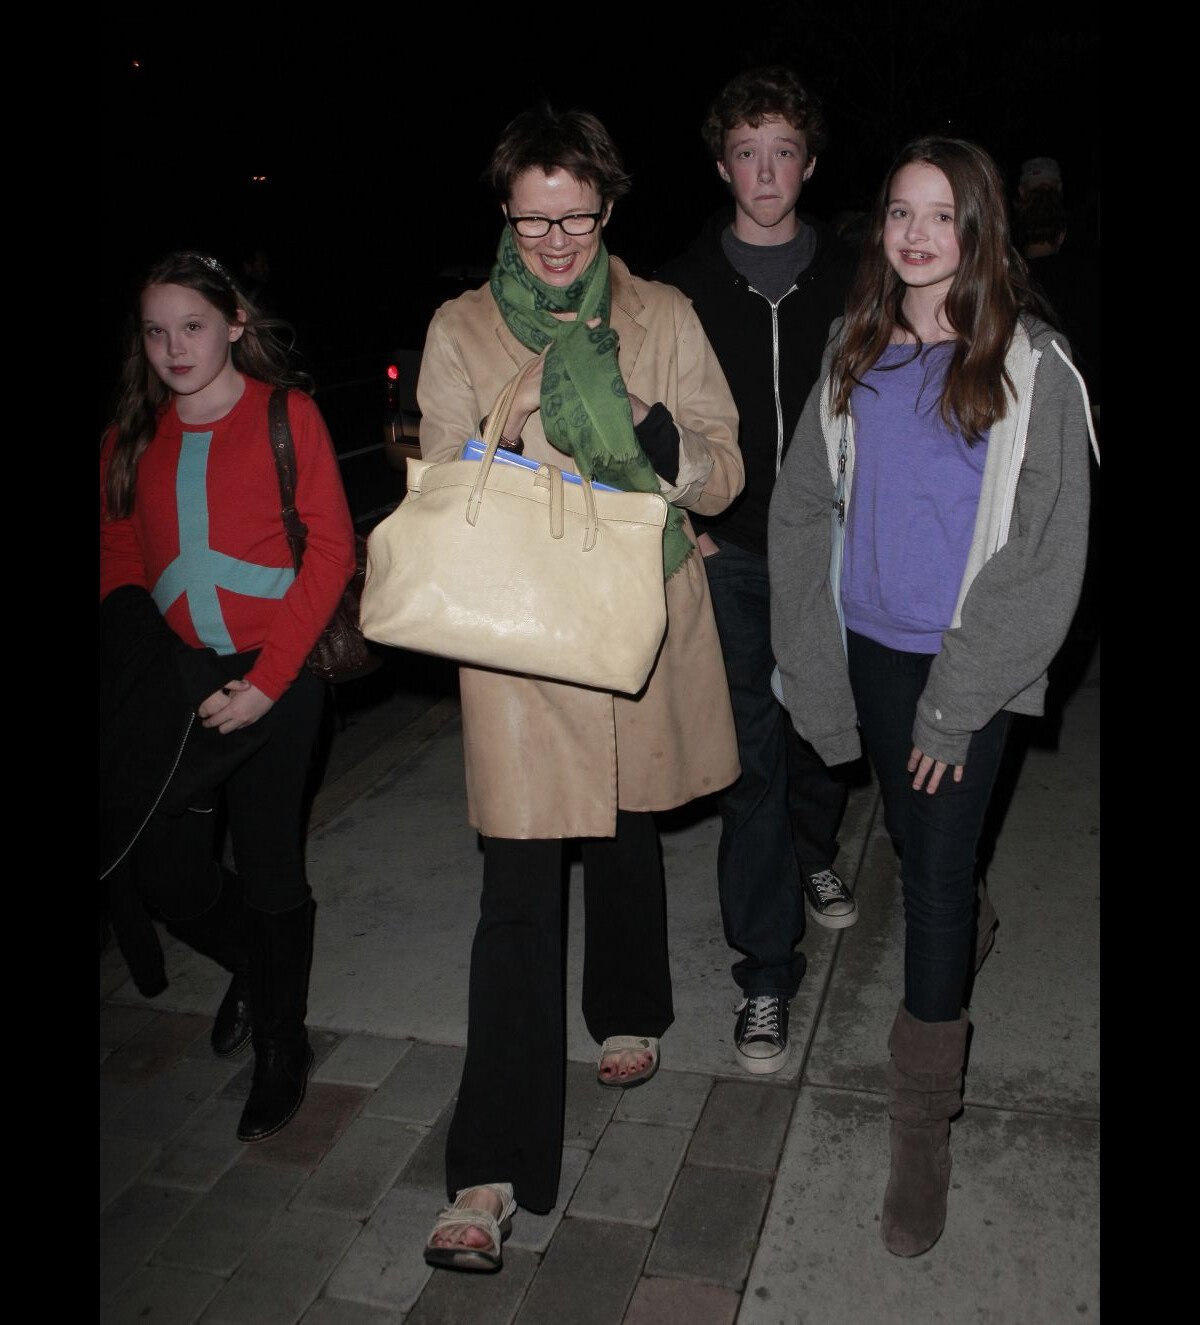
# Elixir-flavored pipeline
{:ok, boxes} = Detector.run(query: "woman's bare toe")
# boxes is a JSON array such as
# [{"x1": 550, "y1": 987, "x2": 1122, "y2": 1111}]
[
  {"x1": 600, "y1": 1048, "x2": 650, "y2": 1080},
  {"x1": 429, "y1": 1186, "x2": 505, "y2": 1249}
]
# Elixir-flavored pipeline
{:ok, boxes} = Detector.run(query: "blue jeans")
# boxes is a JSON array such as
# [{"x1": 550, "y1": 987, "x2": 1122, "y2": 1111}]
[
  {"x1": 846, "y1": 630, "x2": 1011, "y2": 1022},
  {"x1": 703, "y1": 538, "x2": 850, "y2": 999}
]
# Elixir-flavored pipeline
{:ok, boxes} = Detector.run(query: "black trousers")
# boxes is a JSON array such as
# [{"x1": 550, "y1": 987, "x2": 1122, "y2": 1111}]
[
  {"x1": 131, "y1": 669, "x2": 327, "y2": 919},
  {"x1": 847, "y1": 631, "x2": 1011, "y2": 1022},
  {"x1": 445, "y1": 810, "x2": 674, "y2": 1213}
]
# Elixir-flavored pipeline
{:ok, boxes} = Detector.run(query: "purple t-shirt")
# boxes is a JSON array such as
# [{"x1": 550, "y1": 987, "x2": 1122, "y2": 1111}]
[{"x1": 842, "y1": 343, "x2": 988, "y2": 654}]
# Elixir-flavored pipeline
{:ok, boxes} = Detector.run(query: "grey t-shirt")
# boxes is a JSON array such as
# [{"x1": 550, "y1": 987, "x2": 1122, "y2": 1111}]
[{"x1": 721, "y1": 222, "x2": 817, "y2": 303}]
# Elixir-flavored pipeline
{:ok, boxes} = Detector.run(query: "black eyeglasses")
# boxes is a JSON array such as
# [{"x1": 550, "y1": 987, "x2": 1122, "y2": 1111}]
[{"x1": 506, "y1": 211, "x2": 604, "y2": 238}]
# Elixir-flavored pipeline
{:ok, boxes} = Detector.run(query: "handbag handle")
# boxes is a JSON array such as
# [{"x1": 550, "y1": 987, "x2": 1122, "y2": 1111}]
[
  {"x1": 466, "y1": 363, "x2": 530, "y2": 526},
  {"x1": 467, "y1": 353, "x2": 541, "y2": 515},
  {"x1": 466, "y1": 352, "x2": 600, "y2": 552},
  {"x1": 538, "y1": 462, "x2": 598, "y2": 551}
]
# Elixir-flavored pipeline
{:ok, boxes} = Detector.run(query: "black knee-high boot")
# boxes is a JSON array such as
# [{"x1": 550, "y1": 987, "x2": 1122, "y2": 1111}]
[
  {"x1": 161, "y1": 865, "x2": 252, "y2": 1057},
  {"x1": 237, "y1": 897, "x2": 315, "y2": 1143}
]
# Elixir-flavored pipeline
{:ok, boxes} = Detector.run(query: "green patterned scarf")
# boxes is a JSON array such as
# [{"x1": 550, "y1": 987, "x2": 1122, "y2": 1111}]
[{"x1": 489, "y1": 225, "x2": 692, "y2": 579}]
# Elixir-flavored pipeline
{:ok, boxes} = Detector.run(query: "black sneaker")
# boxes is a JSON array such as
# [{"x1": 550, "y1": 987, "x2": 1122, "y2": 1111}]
[
  {"x1": 734, "y1": 995, "x2": 790, "y2": 1075},
  {"x1": 802, "y1": 868, "x2": 858, "y2": 930}
]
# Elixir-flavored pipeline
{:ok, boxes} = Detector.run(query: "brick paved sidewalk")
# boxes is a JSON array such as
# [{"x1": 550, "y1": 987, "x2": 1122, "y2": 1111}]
[{"x1": 101, "y1": 1004, "x2": 791, "y2": 1323}]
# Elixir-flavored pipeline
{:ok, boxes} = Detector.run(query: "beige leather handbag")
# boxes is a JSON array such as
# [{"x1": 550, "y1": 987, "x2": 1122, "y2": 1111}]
[{"x1": 359, "y1": 363, "x2": 670, "y2": 694}]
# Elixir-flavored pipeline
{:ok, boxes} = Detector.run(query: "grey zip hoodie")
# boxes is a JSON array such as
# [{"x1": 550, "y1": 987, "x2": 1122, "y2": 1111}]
[{"x1": 768, "y1": 316, "x2": 1098, "y2": 768}]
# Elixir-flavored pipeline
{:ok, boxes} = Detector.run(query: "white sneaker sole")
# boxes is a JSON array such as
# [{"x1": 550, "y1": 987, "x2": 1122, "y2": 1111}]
[
  {"x1": 807, "y1": 903, "x2": 858, "y2": 930},
  {"x1": 736, "y1": 1042, "x2": 791, "y2": 1075}
]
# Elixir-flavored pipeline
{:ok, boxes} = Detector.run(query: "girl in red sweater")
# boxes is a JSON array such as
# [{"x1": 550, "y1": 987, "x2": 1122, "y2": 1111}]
[{"x1": 100, "y1": 251, "x2": 356, "y2": 1142}]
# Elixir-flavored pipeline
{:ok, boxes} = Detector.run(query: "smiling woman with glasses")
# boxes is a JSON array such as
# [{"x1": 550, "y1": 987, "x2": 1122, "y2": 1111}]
[{"x1": 415, "y1": 104, "x2": 745, "y2": 1274}]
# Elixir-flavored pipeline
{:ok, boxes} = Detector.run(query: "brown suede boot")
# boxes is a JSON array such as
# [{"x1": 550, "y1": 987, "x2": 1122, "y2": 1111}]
[{"x1": 880, "y1": 1002, "x2": 969, "y2": 1257}]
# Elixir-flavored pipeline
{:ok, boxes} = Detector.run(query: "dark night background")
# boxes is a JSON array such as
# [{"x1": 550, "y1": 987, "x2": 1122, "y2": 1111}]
[{"x1": 97, "y1": 7, "x2": 1098, "y2": 449}]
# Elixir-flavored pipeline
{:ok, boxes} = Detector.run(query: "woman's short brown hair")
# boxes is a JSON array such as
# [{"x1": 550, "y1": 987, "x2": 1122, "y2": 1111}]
[
  {"x1": 701, "y1": 66, "x2": 829, "y2": 161},
  {"x1": 486, "y1": 105, "x2": 632, "y2": 205}
]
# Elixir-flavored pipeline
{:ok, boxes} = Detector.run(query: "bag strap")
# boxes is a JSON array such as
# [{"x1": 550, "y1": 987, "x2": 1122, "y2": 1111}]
[
  {"x1": 466, "y1": 349, "x2": 603, "y2": 546},
  {"x1": 479, "y1": 362, "x2": 534, "y2": 452},
  {"x1": 268, "y1": 387, "x2": 307, "y2": 574}
]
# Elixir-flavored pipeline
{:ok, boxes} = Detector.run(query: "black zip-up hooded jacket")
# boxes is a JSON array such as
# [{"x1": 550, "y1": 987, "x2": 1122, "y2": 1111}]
[{"x1": 657, "y1": 210, "x2": 855, "y2": 555}]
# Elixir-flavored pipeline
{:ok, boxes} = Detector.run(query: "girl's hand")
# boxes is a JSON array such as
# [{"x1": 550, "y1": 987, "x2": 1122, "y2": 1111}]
[
  {"x1": 908, "y1": 745, "x2": 963, "y2": 794},
  {"x1": 198, "y1": 679, "x2": 275, "y2": 734}
]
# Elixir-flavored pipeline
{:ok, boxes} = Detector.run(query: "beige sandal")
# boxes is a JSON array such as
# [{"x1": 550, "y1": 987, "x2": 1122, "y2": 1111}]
[
  {"x1": 423, "y1": 1182, "x2": 516, "y2": 1272},
  {"x1": 597, "y1": 1035, "x2": 660, "y2": 1089}
]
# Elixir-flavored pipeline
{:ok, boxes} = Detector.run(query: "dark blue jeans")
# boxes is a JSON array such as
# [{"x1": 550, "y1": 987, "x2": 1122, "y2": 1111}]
[
  {"x1": 703, "y1": 538, "x2": 850, "y2": 999},
  {"x1": 846, "y1": 630, "x2": 1011, "y2": 1022}
]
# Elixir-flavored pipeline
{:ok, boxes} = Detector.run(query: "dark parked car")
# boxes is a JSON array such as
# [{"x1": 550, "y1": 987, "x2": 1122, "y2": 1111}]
[
  {"x1": 311, "y1": 356, "x2": 407, "y2": 533},
  {"x1": 302, "y1": 266, "x2": 490, "y2": 530},
  {"x1": 382, "y1": 348, "x2": 423, "y2": 478}
]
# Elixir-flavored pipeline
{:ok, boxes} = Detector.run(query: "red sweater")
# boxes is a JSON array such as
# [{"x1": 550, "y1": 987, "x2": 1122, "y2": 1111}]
[{"x1": 100, "y1": 375, "x2": 356, "y2": 701}]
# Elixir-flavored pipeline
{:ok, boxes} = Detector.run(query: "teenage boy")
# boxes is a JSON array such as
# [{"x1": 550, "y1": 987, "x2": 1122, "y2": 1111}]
[{"x1": 658, "y1": 67, "x2": 857, "y2": 1076}]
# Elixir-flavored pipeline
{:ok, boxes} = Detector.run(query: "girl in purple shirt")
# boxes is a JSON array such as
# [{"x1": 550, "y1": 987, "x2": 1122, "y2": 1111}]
[{"x1": 769, "y1": 138, "x2": 1095, "y2": 1258}]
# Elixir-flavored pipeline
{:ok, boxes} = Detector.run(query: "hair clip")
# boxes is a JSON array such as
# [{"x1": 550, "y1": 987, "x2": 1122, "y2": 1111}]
[{"x1": 185, "y1": 252, "x2": 237, "y2": 290}]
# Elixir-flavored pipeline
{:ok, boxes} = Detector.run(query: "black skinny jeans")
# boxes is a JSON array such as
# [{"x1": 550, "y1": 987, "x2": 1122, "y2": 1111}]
[
  {"x1": 131, "y1": 668, "x2": 327, "y2": 919},
  {"x1": 446, "y1": 810, "x2": 674, "y2": 1213},
  {"x1": 846, "y1": 630, "x2": 1010, "y2": 1023}
]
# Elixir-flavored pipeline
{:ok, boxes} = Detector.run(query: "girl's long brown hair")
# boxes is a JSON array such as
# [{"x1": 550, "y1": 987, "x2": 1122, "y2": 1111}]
[
  {"x1": 830, "y1": 137, "x2": 1050, "y2": 442},
  {"x1": 103, "y1": 252, "x2": 312, "y2": 519}
]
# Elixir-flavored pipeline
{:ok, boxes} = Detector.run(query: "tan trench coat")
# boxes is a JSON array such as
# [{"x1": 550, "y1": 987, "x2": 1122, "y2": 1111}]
[{"x1": 416, "y1": 256, "x2": 743, "y2": 838}]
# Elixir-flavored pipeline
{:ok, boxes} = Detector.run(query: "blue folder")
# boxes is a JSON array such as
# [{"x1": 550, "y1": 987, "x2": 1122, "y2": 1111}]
[{"x1": 461, "y1": 439, "x2": 620, "y2": 491}]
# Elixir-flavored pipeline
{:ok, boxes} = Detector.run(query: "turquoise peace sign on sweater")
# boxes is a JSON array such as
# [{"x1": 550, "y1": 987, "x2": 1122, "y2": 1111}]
[{"x1": 150, "y1": 431, "x2": 294, "y2": 655}]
